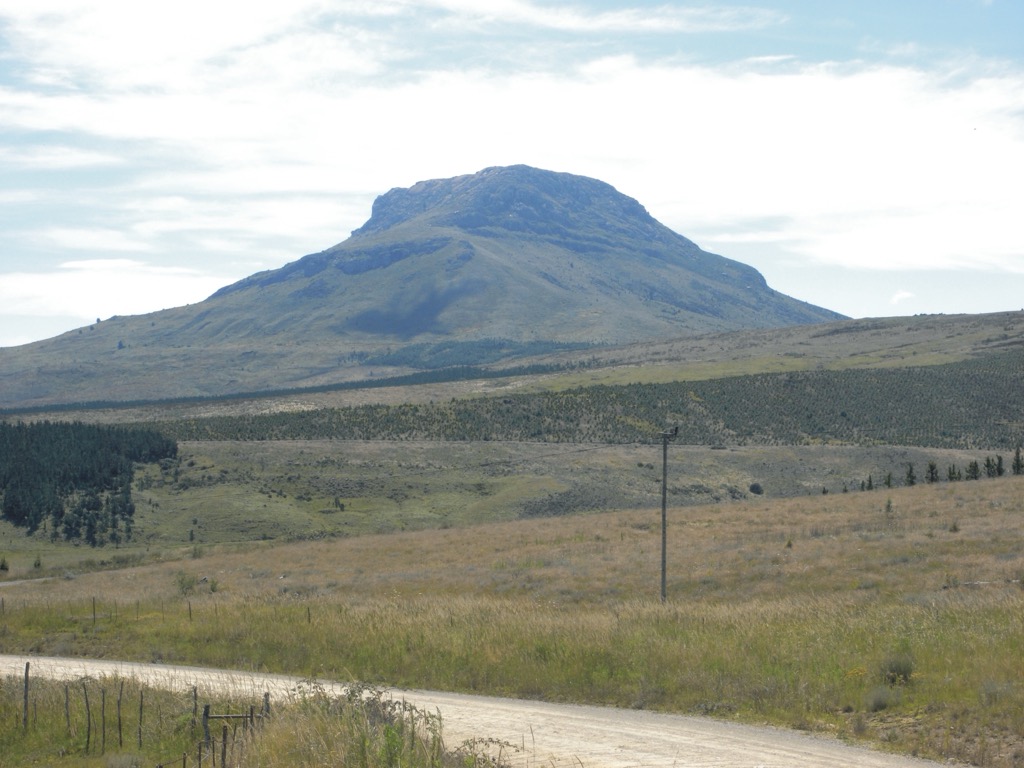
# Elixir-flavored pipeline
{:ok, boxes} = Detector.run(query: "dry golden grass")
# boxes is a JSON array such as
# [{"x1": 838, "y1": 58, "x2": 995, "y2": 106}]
[
  {"x1": 5, "y1": 475, "x2": 1024, "y2": 765},
  {"x1": 8, "y1": 474, "x2": 1023, "y2": 604}
]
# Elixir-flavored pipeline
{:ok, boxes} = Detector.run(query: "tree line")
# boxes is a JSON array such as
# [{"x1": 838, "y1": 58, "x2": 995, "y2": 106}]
[{"x1": 0, "y1": 421, "x2": 177, "y2": 545}]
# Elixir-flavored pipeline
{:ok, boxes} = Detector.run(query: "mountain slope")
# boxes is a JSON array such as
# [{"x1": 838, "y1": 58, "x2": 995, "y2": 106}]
[
  {"x1": 0, "y1": 165, "x2": 843, "y2": 407},
  {"x1": 212, "y1": 165, "x2": 839, "y2": 342}
]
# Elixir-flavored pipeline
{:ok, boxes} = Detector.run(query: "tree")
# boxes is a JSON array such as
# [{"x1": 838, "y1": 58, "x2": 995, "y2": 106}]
[
  {"x1": 966, "y1": 460, "x2": 981, "y2": 480},
  {"x1": 0, "y1": 421, "x2": 176, "y2": 546},
  {"x1": 1014, "y1": 447, "x2": 1024, "y2": 476},
  {"x1": 984, "y1": 456, "x2": 997, "y2": 478},
  {"x1": 905, "y1": 463, "x2": 916, "y2": 487},
  {"x1": 926, "y1": 462, "x2": 939, "y2": 483}
]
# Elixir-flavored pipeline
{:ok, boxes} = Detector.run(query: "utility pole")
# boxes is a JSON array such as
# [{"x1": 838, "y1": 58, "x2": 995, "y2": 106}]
[{"x1": 660, "y1": 426, "x2": 678, "y2": 603}]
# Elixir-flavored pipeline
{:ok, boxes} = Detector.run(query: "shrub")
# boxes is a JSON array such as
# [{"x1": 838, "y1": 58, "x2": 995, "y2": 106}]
[
  {"x1": 175, "y1": 571, "x2": 198, "y2": 596},
  {"x1": 866, "y1": 685, "x2": 902, "y2": 712},
  {"x1": 880, "y1": 653, "x2": 915, "y2": 686}
]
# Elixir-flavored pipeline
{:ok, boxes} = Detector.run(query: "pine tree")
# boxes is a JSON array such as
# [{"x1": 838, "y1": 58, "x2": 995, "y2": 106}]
[{"x1": 984, "y1": 456, "x2": 997, "y2": 478}]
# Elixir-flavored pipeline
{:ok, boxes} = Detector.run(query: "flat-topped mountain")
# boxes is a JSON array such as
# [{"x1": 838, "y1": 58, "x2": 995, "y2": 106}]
[
  {"x1": 215, "y1": 165, "x2": 840, "y2": 341},
  {"x1": 0, "y1": 165, "x2": 843, "y2": 407}
]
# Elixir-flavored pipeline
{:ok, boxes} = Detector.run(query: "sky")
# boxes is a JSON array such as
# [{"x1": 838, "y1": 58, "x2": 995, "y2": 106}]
[{"x1": 1, "y1": 0, "x2": 1022, "y2": 347}]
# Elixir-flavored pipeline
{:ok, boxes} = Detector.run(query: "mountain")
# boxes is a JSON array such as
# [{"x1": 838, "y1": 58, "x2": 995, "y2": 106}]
[{"x1": 0, "y1": 165, "x2": 843, "y2": 408}]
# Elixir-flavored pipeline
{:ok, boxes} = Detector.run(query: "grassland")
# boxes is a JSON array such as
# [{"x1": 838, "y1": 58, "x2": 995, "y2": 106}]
[
  {"x1": 3, "y1": 475, "x2": 1024, "y2": 766},
  {"x1": 2, "y1": 310, "x2": 1023, "y2": 766}
]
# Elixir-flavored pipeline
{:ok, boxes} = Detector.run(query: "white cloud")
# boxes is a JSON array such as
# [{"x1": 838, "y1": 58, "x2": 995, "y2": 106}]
[
  {"x1": 0, "y1": 0, "x2": 1022, "y2": 345},
  {"x1": 0, "y1": 260, "x2": 228, "y2": 322},
  {"x1": 42, "y1": 228, "x2": 154, "y2": 253},
  {"x1": 0, "y1": 145, "x2": 122, "y2": 169},
  {"x1": 427, "y1": 0, "x2": 785, "y2": 33},
  {"x1": 7, "y1": 50, "x2": 1022, "y2": 277},
  {"x1": 889, "y1": 290, "x2": 915, "y2": 305}
]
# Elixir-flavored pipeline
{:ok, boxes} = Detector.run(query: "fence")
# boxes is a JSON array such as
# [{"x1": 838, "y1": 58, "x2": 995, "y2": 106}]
[{"x1": 14, "y1": 661, "x2": 271, "y2": 768}]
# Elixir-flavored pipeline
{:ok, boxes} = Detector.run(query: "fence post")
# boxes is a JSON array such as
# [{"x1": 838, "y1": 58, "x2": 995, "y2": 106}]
[
  {"x1": 138, "y1": 689, "x2": 144, "y2": 749},
  {"x1": 221, "y1": 724, "x2": 228, "y2": 768},
  {"x1": 22, "y1": 662, "x2": 29, "y2": 731},
  {"x1": 82, "y1": 681, "x2": 91, "y2": 754},
  {"x1": 117, "y1": 680, "x2": 124, "y2": 748},
  {"x1": 203, "y1": 704, "x2": 211, "y2": 747},
  {"x1": 101, "y1": 687, "x2": 106, "y2": 754},
  {"x1": 262, "y1": 692, "x2": 270, "y2": 719}
]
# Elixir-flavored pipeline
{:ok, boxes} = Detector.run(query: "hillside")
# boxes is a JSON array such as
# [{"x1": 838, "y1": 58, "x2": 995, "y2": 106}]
[{"x1": 0, "y1": 165, "x2": 841, "y2": 408}]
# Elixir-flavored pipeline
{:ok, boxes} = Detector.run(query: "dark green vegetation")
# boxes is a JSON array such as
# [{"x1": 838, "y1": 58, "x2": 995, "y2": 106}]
[
  {"x1": 0, "y1": 165, "x2": 841, "y2": 408},
  {"x1": 0, "y1": 422, "x2": 177, "y2": 544},
  {"x1": 147, "y1": 349, "x2": 1024, "y2": 450}
]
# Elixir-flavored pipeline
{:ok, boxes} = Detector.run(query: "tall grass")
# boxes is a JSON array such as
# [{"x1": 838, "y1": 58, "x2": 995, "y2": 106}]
[
  {"x1": 4, "y1": 477, "x2": 1024, "y2": 764},
  {"x1": 5, "y1": 591, "x2": 1024, "y2": 764},
  {"x1": 1, "y1": 672, "x2": 491, "y2": 768}
]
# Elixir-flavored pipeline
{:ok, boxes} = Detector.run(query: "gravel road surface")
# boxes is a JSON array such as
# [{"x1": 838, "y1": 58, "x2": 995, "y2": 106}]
[{"x1": 1, "y1": 654, "x2": 951, "y2": 767}]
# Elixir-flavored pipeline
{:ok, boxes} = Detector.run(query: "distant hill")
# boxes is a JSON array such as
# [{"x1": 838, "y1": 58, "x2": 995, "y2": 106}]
[{"x1": 0, "y1": 165, "x2": 843, "y2": 408}]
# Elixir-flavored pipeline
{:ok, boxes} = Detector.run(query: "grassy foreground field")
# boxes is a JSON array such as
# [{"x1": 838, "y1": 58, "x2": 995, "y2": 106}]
[{"x1": 3, "y1": 474, "x2": 1024, "y2": 766}]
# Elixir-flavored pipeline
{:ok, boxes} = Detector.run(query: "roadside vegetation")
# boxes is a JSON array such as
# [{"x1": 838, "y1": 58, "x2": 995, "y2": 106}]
[
  {"x1": 3, "y1": 475, "x2": 1024, "y2": 765},
  {"x1": 0, "y1": 671, "x2": 483, "y2": 768}
]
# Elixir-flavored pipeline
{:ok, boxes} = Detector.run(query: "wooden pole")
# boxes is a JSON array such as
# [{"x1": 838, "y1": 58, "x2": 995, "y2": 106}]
[
  {"x1": 82, "y1": 681, "x2": 91, "y2": 754},
  {"x1": 22, "y1": 662, "x2": 29, "y2": 731},
  {"x1": 138, "y1": 689, "x2": 144, "y2": 749},
  {"x1": 117, "y1": 680, "x2": 124, "y2": 748},
  {"x1": 221, "y1": 724, "x2": 228, "y2": 768},
  {"x1": 659, "y1": 426, "x2": 677, "y2": 603},
  {"x1": 661, "y1": 432, "x2": 668, "y2": 603}
]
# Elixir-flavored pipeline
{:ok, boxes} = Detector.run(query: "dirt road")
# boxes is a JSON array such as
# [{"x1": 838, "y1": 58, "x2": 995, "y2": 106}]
[{"x1": 1, "y1": 654, "x2": 949, "y2": 767}]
